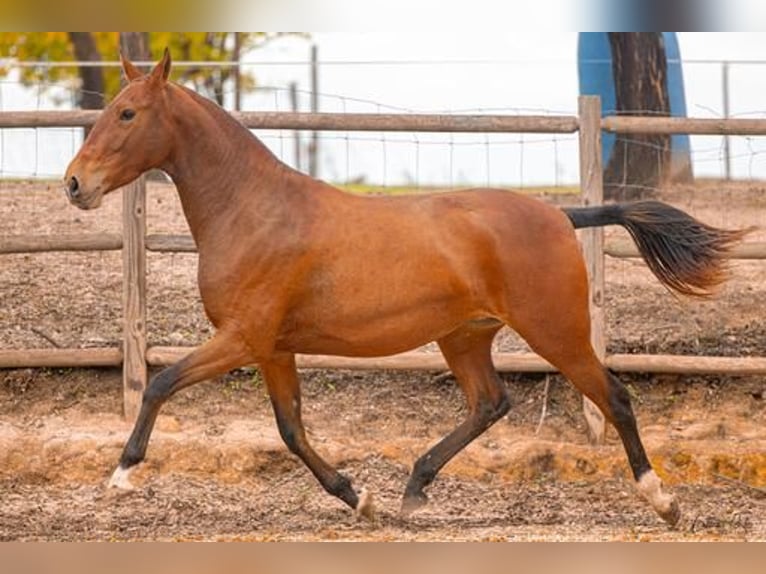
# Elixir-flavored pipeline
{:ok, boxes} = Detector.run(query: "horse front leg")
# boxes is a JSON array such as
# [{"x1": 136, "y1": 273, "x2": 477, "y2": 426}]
[
  {"x1": 109, "y1": 331, "x2": 253, "y2": 489},
  {"x1": 261, "y1": 353, "x2": 374, "y2": 519}
]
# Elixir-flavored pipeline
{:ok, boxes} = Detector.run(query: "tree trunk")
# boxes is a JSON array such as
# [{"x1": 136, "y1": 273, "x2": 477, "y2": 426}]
[
  {"x1": 118, "y1": 32, "x2": 151, "y2": 74},
  {"x1": 68, "y1": 33, "x2": 104, "y2": 139},
  {"x1": 68, "y1": 32, "x2": 104, "y2": 110},
  {"x1": 233, "y1": 32, "x2": 242, "y2": 111},
  {"x1": 605, "y1": 33, "x2": 671, "y2": 201}
]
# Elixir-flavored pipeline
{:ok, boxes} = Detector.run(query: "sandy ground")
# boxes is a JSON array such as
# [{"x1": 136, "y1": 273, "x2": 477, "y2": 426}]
[{"x1": 0, "y1": 179, "x2": 764, "y2": 541}]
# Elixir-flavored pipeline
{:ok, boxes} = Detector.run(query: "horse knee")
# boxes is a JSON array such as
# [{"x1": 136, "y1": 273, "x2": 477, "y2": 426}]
[
  {"x1": 120, "y1": 446, "x2": 145, "y2": 468},
  {"x1": 411, "y1": 455, "x2": 437, "y2": 488}
]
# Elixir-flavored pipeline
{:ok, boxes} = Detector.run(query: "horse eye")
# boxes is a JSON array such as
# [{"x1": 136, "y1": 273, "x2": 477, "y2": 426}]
[{"x1": 120, "y1": 109, "x2": 136, "y2": 121}]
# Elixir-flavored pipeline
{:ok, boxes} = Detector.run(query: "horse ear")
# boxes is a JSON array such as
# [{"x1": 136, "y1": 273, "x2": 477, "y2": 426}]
[
  {"x1": 120, "y1": 51, "x2": 143, "y2": 82},
  {"x1": 149, "y1": 47, "x2": 172, "y2": 84}
]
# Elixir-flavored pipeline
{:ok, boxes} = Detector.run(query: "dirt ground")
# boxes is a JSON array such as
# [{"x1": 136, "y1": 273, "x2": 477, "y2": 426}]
[{"x1": 0, "y1": 179, "x2": 764, "y2": 541}]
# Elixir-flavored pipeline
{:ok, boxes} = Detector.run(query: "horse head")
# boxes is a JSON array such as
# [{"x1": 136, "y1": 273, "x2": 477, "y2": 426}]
[{"x1": 64, "y1": 48, "x2": 174, "y2": 209}]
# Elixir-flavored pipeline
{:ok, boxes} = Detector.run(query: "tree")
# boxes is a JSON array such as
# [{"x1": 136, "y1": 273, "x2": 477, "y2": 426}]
[
  {"x1": 67, "y1": 32, "x2": 105, "y2": 111},
  {"x1": 0, "y1": 32, "x2": 300, "y2": 109},
  {"x1": 118, "y1": 32, "x2": 151, "y2": 76},
  {"x1": 605, "y1": 33, "x2": 672, "y2": 200}
]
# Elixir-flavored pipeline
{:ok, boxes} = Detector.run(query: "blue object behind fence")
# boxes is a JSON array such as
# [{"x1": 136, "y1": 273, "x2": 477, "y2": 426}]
[{"x1": 577, "y1": 33, "x2": 692, "y2": 178}]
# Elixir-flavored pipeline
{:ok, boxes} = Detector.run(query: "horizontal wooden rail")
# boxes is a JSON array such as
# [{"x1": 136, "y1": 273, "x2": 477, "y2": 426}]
[
  {"x1": 0, "y1": 233, "x2": 122, "y2": 254},
  {"x1": 145, "y1": 234, "x2": 197, "y2": 252},
  {"x1": 0, "y1": 233, "x2": 196, "y2": 255},
  {"x1": 0, "y1": 110, "x2": 580, "y2": 134},
  {"x1": 3, "y1": 346, "x2": 763, "y2": 375},
  {"x1": 7, "y1": 110, "x2": 766, "y2": 136},
  {"x1": 605, "y1": 240, "x2": 766, "y2": 260},
  {"x1": 0, "y1": 348, "x2": 122, "y2": 368},
  {"x1": 3, "y1": 346, "x2": 765, "y2": 375},
  {"x1": 607, "y1": 354, "x2": 766, "y2": 375},
  {"x1": 148, "y1": 348, "x2": 559, "y2": 372},
  {"x1": 235, "y1": 112, "x2": 580, "y2": 133},
  {"x1": 602, "y1": 116, "x2": 766, "y2": 135},
  {"x1": 146, "y1": 346, "x2": 766, "y2": 375},
  {"x1": 0, "y1": 110, "x2": 101, "y2": 128},
  {"x1": 4, "y1": 346, "x2": 763, "y2": 376},
  {"x1": 5, "y1": 233, "x2": 765, "y2": 260}
]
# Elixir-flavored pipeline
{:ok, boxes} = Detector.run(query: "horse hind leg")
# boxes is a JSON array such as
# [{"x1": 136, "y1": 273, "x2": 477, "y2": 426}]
[
  {"x1": 503, "y1": 275, "x2": 680, "y2": 526},
  {"x1": 572, "y1": 360, "x2": 679, "y2": 526},
  {"x1": 402, "y1": 323, "x2": 509, "y2": 515}
]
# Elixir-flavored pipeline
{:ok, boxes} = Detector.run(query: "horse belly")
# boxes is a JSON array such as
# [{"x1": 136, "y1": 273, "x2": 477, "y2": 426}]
[{"x1": 275, "y1": 294, "x2": 474, "y2": 357}]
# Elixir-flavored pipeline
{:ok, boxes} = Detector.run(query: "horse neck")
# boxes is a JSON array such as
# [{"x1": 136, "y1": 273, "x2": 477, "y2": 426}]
[{"x1": 160, "y1": 85, "x2": 298, "y2": 244}]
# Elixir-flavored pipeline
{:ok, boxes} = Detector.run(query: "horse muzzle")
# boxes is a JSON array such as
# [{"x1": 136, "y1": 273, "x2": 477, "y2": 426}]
[{"x1": 64, "y1": 177, "x2": 103, "y2": 210}]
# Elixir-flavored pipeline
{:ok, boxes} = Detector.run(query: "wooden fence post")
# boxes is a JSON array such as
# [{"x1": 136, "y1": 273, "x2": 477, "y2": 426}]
[
  {"x1": 122, "y1": 175, "x2": 147, "y2": 421},
  {"x1": 118, "y1": 32, "x2": 150, "y2": 422},
  {"x1": 578, "y1": 95, "x2": 607, "y2": 444}
]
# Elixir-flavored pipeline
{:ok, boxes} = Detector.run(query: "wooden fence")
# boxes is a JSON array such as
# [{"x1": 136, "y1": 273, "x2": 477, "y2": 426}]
[{"x1": 2, "y1": 96, "x2": 766, "y2": 438}]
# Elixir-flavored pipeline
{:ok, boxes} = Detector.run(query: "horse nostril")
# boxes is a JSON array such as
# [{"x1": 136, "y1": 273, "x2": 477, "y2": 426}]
[{"x1": 68, "y1": 176, "x2": 80, "y2": 198}]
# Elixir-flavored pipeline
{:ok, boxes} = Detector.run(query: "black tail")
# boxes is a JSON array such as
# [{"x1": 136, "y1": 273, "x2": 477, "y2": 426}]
[{"x1": 563, "y1": 201, "x2": 751, "y2": 298}]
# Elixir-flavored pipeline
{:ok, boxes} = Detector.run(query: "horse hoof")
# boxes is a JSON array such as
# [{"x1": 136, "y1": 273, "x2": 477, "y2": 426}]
[
  {"x1": 107, "y1": 465, "x2": 135, "y2": 490},
  {"x1": 637, "y1": 470, "x2": 680, "y2": 527},
  {"x1": 400, "y1": 491, "x2": 428, "y2": 517},
  {"x1": 659, "y1": 498, "x2": 681, "y2": 527},
  {"x1": 355, "y1": 488, "x2": 376, "y2": 522}
]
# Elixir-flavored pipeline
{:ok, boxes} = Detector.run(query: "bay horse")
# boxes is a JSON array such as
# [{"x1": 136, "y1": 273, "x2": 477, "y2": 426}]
[{"x1": 65, "y1": 50, "x2": 747, "y2": 526}]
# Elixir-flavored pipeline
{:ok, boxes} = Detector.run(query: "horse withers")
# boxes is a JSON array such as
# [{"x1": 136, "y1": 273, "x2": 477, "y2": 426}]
[{"x1": 65, "y1": 49, "x2": 748, "y2": 526}]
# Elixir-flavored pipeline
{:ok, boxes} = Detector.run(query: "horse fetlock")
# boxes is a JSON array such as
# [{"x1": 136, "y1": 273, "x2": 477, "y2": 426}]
[
  {"x1": 411, "y1": 455, "x2": 437, "y2": 486},
  {"x1": 325, "y1": 472, "x2": 358, "y2": 507},
  {"x1": 484, "y1": 393, "x2": 511, "y2": 423},
  {"x1": 636, "y1": 470, "x2": 681, "y2": 527},
  {"x1": 107, "y1": 465, "x2": 136, "y2": 490},
  {"x1": 119, "y1": 446, "x2": 146, "y2": 469}
]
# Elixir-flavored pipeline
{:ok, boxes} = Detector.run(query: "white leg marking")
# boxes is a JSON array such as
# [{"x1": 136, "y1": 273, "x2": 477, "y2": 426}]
[
  {"x1": 636, "y1": 470, "x2": 680, "y2": 525},
  {"x1": 355, "y1": 488, "x2": 376, "y2": 521},
  {"x1": 108, "y1": 465, "x2": 135, "y2": 490}
]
